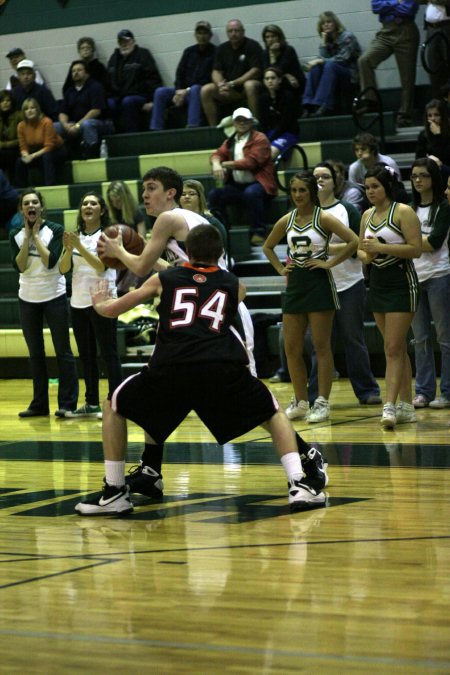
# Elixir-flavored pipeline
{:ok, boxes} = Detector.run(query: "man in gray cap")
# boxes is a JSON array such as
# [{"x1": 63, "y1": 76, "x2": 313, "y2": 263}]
[
  {"x1": 106, "y1": 29, "x2": 162, "y2": 132},
  {"x1": 5, "y1": 48, "x2": 44, "y2": 91},
  {"x1": 150, "y1": 21, "x2": 216, "y2": 130}
]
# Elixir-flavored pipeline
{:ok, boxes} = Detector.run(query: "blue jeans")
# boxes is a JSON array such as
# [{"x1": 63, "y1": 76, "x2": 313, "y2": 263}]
[
  {"x1": 411, "y1": 273, "x2": 450, "y2": 400},
  {"x1": 71, "y1": 306, "x2": 123, "y2": 403},
  {"x1": 208, "y1": 181, "x2": 271, "y2": 236},
  {"x1": 150, "y1": 84, "x2": 203, "y2": 129},
  {"x1": 54, "y1": 119, "x2": 114, "y2": 147},
  {"x1": 308, "y1": 280, "x2": 380, "y2": 402},
  {"x1": 107, "y1": 95, "x2": 147, "y2": 132},
  {"x1": 19, "y1": 294, "x2": 79, "y2": 412},
  {"x1": 303, "y1": 61, "x2": 352, "y2": 110}
]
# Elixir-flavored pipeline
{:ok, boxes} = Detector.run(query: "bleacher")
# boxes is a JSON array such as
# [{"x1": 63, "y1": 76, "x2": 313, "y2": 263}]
[{"x1": 0, "y1": 98, "x2": 428, "y2": 374}]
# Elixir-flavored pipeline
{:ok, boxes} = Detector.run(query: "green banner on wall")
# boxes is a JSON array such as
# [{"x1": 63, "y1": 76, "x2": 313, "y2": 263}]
[{"x1": 0, "y1": 0, "x2": 279, "y2": 34}]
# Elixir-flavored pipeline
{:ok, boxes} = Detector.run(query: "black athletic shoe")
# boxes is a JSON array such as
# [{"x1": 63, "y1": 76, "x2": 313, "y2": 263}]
[
  {"x1": 75, "y1": 481, "x2": 133, "y2": 516},
  {"x1": 288, "y1": 477, "x2": 326, "y2": 512},
  {"x1": 300, "y1": 447, "x2": 329, "y2": 491},
  {"x1": 125, "y1": 464, "x2": 164, "y2": 498}
]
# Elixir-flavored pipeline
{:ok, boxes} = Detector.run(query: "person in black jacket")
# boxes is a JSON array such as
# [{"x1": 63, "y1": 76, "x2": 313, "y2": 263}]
[
  {"x1": 416, "y1": 98, "x2": 450, "y2": 182},
  {"x1": 261, "y1": 24, "x2": 305, "y2": 94},
  {"x1": 55, "y1": 61, "x2": 114, "y2": 158},
  {"x1": 150, "y1": 21, "x2": 215, "y2": 130},
  {"x1": 62, "y1": 37, "x2": 108, "y2": 94},
  {"x1": 258, "y1": 67, "x2": 299, "y2": 159},
  {"x1": 106, "y1": 29, "x2": 162, "y2": 132}
]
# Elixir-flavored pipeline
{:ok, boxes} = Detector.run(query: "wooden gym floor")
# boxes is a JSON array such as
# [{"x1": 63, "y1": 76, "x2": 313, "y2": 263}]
[{"x1": 0, "y1": 377, "x2": 449, "y2": 674}]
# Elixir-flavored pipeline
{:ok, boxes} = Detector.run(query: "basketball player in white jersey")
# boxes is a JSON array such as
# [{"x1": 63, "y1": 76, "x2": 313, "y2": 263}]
[{"x1": 97, "y1": 166, "x2": 263, "y2": 496}]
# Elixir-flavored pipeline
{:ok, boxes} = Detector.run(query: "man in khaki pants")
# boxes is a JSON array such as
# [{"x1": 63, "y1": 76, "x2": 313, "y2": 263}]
[{"x1": 357, "y1": 0, "x2": 419, "y2": 128}]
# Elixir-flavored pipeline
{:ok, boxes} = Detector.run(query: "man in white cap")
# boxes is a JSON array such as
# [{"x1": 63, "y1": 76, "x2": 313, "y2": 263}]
[
  {"x1": 5, "y1": 48, "x2": 44, "y2": 90},
  {"x1": 208, "y1": 106, "x2": 276, "y2": 246},
  {"x1": 12, "y1": 59, "x2": 58, "y2": 120},
  {"x1": 106, "y1": 29, "x2": 162, "y2": 132}
]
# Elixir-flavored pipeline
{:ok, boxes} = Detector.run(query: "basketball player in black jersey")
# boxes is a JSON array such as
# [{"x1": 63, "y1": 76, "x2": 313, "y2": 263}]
[{"x1": 75, "y1": 225, "x2": 328, "y2": 516}]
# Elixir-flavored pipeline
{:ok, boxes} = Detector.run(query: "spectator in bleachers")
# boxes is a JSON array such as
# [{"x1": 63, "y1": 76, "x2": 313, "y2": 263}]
[
  {"x1": 15, "y1": 98, "x2": 66, "y2": 187},
  {"x1": 348, "y1": 132, "x2": 401, "y2": 184},
  {"x1": 302, "y1": 11, "x2": 361, "y2": 118},
  {"x1": 106, "y1": 180, "x2": 146, "y2": 237},
  {"x1": 410, "y1": 156, "x2": 450, "y2": 410},
  {"x1": 5, "y1": 48, "x2": 44, "y2": 91},
  {"x1": 12, "y1": 60, "x2": 59, "y2": 121},
  {"x1": 261, "y1": 24, "x2": 305, "y2": 93},
  {"x1": 208, "y1": 107, "x2": 276, "y2": 246},
  {"x1": 106, "y1": 180, "x2": 148, "y2": 295},
  {"x1": 357, "y1": 0, "x2": 419, "y2": 128},
  {"x1": 107, "y1": 29, "x2": 162, "y2": 132},
  {"x1": 201, "y1": 19, "x2": 263, "y2": 126},
  {"x1": 258, "y1": 67, "x2": 300, "y2": 160},
  {"x1": 0, "y1": 90, "x2": 22, "y2": 181},
  {"x1": 417, "y1": 1, "x2": 450, "y2": 98},
  {"x1": 0, "y1": 168, "x2": 18, "y2": 235},
  {"x1": 54, "y1": 61, "x2": 113, "y2": 159},
  {"x1": 63, "y1": 37, "x2": 108, "y2": 94},
  {"x1": 9, "y1": 188, "x2": 78, "y2": 418},
  {"x1": 326, "y1": 158, "x2": 369, "y2": 213},
  {"x1": 415, "y1": 99, "x2": 450, "y2": 182},
  {"x1": 180, "y1": 178, "x2": 228, "y2": 248},
  {"x1": 150, "y1": 21, "x2": 216, "y2": 130}
]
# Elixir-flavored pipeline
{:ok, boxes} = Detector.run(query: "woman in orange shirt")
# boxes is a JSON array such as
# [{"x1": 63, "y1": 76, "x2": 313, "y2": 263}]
[{"x1": 15, "y1": 97, "x2": 66, "y2": 186}]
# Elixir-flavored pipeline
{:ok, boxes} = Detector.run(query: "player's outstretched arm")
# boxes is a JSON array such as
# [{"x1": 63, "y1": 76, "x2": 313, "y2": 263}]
[{"x1": 91, "y1": 275, "x2": 162, "y2": 318}]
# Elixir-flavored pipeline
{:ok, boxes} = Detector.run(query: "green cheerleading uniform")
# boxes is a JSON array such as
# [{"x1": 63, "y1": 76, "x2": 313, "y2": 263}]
[
  {"x1": 364, "y1": 202, "x2": 419, "y2": 312},
  {"x1": 282, "y1": 206, "x2": 339, "y2": 314}
]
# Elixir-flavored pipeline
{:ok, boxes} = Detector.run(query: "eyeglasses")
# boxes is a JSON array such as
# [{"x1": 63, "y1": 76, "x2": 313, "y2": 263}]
[
  {"x1": 411, "y1": 173, "x2": 431, "y2": 180},
  {"x1": 181, "y1": 191, "x2": 198, "y2": 198}
]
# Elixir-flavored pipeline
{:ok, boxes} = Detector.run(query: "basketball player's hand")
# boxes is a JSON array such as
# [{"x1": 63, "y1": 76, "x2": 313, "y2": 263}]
[
  {"x1": 90, "y1": 279, "x2": 112, "y2": 310},
  {"x1": 98, "y1": 230, "x2": 123, "y2": 258}
]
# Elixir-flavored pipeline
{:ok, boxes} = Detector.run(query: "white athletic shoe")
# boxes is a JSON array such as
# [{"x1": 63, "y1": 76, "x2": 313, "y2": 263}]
[
  {"x1": 308, "y1": 396, "x2": 330, "y2": 423},
  {"x1": 429, "y1": 397, "x2": 450, "y2": 409},
  {"x1": 396, "y1": 401, "x2": 417, "y2": 424},
  {"x1": 75, "y1": 481, "x2": 133, "y2": 515},
  {"x1": 286, "y1": 398, "x2": 309, "y2": 420},
  {"x1": 381, "y1": 402, "x2": 396, "y2": 429},
  {"x1": 288, "y1": 477, "x2": 326, "y2": 512}
]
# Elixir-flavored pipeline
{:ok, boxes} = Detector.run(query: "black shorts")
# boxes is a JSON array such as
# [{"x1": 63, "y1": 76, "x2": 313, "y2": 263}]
[{"x1": 111, "y1": 362, "x2": 279, "y2": 445}]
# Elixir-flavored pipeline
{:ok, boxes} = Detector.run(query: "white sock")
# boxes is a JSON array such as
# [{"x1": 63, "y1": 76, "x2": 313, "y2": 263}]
[
  {"x1": 281, "y1": 452, "x2": 303, "y2": 481},
  {"x1": 105, "y1": 460, "x2": 126, "y2": 487}
]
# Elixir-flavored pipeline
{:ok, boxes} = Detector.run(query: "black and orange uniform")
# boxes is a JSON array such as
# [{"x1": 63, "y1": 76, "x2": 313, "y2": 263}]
[{"x1": 112, "y1": 263, "x2": 278, "y2": 444}]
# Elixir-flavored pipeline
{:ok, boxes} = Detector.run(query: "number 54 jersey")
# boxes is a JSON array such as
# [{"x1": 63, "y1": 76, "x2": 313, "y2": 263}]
[{"x1": 151, "y1": 263, "x2": 249, "y2": 367}]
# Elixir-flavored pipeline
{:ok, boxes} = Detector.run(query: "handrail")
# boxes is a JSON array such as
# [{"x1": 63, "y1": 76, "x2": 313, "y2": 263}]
[
  {"x1": 274, "y1": 144, "x2": 309, "y2": 193},
  {"x1": 420, "y1": 30, "x2": 450, "y2": 74},
  {"x1": 352, "y1": 86, "x2": 385, "y2": 152}
]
